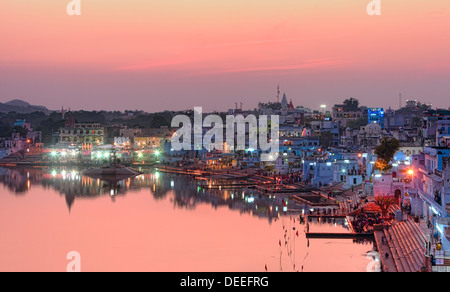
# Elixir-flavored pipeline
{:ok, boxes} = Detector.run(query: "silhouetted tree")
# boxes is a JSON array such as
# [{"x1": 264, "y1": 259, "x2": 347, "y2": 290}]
[
  {"x1": 319, "y1": 131, "x2": 334, "y2": 149},
  {"x1": 374, "y1": 137, "x2": 400, "y2": 173},
  {"x1": 343, "y1": 98, "x2": 359, "y2": 112}
]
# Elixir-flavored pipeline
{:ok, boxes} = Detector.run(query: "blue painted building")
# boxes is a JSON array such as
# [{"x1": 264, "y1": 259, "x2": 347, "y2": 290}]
[{"x1": 368, "y1": 107, "x2": 385, "y2": 129}]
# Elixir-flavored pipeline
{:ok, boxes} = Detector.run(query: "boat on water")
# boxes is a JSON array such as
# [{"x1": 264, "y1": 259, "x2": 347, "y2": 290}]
[{"x1": 83, "y1": 152, "x2": 142, "y2": 182}]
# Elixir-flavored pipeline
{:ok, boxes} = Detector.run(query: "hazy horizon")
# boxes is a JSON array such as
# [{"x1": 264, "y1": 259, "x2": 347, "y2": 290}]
[{"x1": 1, "y1": 1, "x2": 450, "y2": 112}]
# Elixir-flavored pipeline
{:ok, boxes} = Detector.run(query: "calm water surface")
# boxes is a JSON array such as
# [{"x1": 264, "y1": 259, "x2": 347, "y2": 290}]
[{"x1": 0, "y1": 167, "x2": 374, "y2": 272}]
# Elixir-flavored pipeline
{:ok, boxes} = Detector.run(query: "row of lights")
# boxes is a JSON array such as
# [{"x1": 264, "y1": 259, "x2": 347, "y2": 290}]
[{"x1": 49, "y1": 150, "x2": 161, "y2": 159}]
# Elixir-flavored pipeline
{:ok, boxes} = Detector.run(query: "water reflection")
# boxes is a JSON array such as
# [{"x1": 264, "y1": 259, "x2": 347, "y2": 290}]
[
  {"x1": 0, "y1": 167, "x2": 291, "y2": 223},
  {"x1": 0, "y1": 167, "x2": 375, "y2": 272}
]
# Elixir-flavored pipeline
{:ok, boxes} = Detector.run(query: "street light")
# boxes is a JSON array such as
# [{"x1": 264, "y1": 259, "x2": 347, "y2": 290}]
[{"x1": 407, "y1": 169, "x2": 414, "y2": 185}]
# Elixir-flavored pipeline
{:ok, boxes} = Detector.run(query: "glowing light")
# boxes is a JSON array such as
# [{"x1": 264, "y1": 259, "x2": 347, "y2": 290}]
[
  {"x1": 407, "y1": 169, "x2": 413, "y2": 175},
  {"x1": 154, "y1": 150, "x2": 160, "y2": 156},
  {"x1": 431, "y1": 207, "x2": 439, "y2": 215}
]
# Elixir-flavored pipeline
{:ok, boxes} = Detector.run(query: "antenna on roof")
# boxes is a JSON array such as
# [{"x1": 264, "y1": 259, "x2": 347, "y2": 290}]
[{"x1": 277, "y1": 84, "x2": 280, "y2": 103}]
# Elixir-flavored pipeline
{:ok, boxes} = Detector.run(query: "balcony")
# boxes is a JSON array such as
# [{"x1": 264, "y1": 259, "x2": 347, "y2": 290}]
[{"x1": 418, "y1": 188, "x2": 444, "y2": 213}]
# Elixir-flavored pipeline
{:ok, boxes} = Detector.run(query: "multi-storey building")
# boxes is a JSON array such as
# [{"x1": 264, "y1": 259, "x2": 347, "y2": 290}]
[
  {"x1": 411, "y1": 147, "x2": 450, "y2": 255},
  {"x1": 422, "y1": 109, "x2": 450, "y2": 146},
  {"x1": 436, "y1": 120, "x2": 450, "y2": 147},
  {"x1": 332, "y1": 104, "x2": 364, "y2": 127},
  {"x1": 311, "y1": 120, "x2": 340, "y2": 147},
  {"x1": 59, "y1": 123, "x2": 104, "y2": 145}
]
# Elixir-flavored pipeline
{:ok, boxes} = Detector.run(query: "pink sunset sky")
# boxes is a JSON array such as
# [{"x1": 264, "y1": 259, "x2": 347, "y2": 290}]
[{"x1": 1, "y1": 0, "x2": 450, "y2": 112}]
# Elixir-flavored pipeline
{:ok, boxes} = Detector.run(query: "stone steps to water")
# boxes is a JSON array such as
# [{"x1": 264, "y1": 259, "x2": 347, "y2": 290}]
[{"x1": 382, "y1": 219, "x2": 426, "y2": 272}]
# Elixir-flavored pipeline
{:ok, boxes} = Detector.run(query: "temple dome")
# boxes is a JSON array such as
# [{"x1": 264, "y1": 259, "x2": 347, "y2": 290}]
[
  {"x1": 394, "y1": 151, "x2": 406, "y2": 162},
  {"x1": 365, "y1": 123, "x2": 382, "y2": 135}
]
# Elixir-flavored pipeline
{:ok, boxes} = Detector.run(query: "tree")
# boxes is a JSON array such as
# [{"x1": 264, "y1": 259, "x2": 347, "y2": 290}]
[
  {"x1": 374, "y1": 137, "x2": 400, "y2": 173},
  {"x1": 258, "y1": 102, "x2": 282, "y2": 111},
  {"x1": 319, "y1": 131, "x2": 334, "y2": 149},
  {"x1": 0, "y1": 119, "x2": 12, "y2": 137},
  {"x1": 374, "y1": 196, "x2": 397, "y2": 218},
  {"x1": 37, "y1": 118, "x2": 65, "y2": 145},
  {"x1": 343, "y1": 98, "x2": 359, "y2": 112},
  {"x1": 13, "y1": 126, "x2": 28, "y2": 138},
  {"x1": 150, "y1": 114, "x2": 169, "y2": 128}
]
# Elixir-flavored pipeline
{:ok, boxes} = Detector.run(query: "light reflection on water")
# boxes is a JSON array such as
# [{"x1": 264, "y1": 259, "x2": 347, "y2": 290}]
[{"x1": 0, "y1": 167, "x2": 375, "y2": 272}]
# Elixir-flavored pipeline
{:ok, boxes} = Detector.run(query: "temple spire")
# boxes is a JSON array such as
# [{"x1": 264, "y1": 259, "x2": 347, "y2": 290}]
[{"x1": 281, "y1": 93, "x2": 288, "y2": 112}]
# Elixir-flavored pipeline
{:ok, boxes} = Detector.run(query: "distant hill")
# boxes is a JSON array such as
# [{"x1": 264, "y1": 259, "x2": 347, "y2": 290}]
[
  {"x1": 4, "y1": 99, "x2": 32, "y2": 107},
  {"x1": 0, "y1": 99, "x2": 50, "y2": 114}
]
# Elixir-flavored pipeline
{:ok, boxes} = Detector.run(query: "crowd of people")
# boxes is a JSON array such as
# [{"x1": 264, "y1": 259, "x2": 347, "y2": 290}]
[{"x1": 352, "y1": 211, "x2": 383, "y2": 233}]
